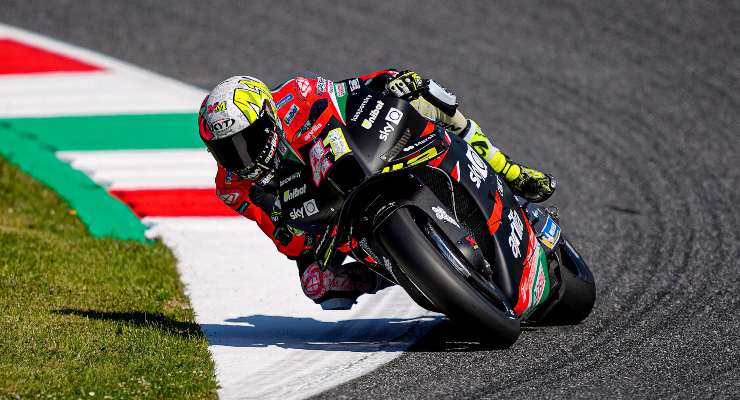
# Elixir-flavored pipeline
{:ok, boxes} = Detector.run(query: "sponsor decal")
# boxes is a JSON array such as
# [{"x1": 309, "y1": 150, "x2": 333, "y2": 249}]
[
  {"x1": 225, "y1": 170, "x2": 236, "y2": 184},
  {"x1": 335, "y1": 82, "x2": 346, "y2": 97},
  {"x1": 290, "y1": 198, "x2": 319, "y2": 219},
  {"x1": 207, "y1": 101, "x2": 226, "y2": 114},
  {"x1": 351, "y1": 95, "x2": 372, "y2": 122},
  {"x1": 533, "y1": 250, "x2": 548, "y2": 304},
  {"x1": 309, "y1": 140, "x2": 332, "y2": 186},
  {"x1": 209, "y1": 118, "x2": 235, "y2": 134},
  {"x1": 257, "y1": 170, "x2": 275, "y2": 186},
  {"x1": 359, "y1": 237, "x2": 379, "y2": 263},
  {"x1": 349, "y1": 78, "x2": 361, "y2": 92},
  {"x1": 302, "y1": 122, "x2": 324, "y2": 141},
  {"x1": 236, "y1": 201, "x2": 250, "y2": 214},
  {"x1": 301, "y1": 263, "x2": 327, "y2": 299},
  {"x1": 513, "y1": 220, "x2": 549, "y2": 316},
  {"x1": 316, "y1": 77, "x2": 327, "y2": 95},
  {"x1": 323, "y1": 128, "x2": 351, "y2": 159},
  {"x1": 290, "y1": 206, "x2": 305, "y2": 219},
  {"x1": 218, "y1": 191, "x2": 239, "y2": 205},
  {"x1": 496, "y1": 175, "x2": 504, "y2": 196},
  {"x1": 275, "y1": 93, "x2": 293, "y2": 110},
  {"x1": 304, "y1": 199, "x2": 319, "y2": 216},
  {"x1": 279, "y1": 171, "x2": 301, "y2": 186},
  {"x1": 283, "y1": 184, "x2": 306, "y2": 202},
  {"x1": 507, "y1": 209, "x2": 524, "y2": 258},
  {"x1": 380, "y1": 147, "x2": 439, "y2": 173},
  {"x1": 283, "y1": 104, "x2": 299, "y2": 125},
  {"x1": 382, "y1": 256, "x2": 394, "y2": 273},
  {"x1": 385, "y1": 107, "x2": 403, "y2": 124},
  {"x1": 431, "y1": 206, "x2": 460, "y2": 229},
  {"x1": 378, "y1": 106, "x2": 403, "y2": 141},
  {"x1": 466, "y1": 146, "x2": 488, "y2": 188},
  {"x1": 403, "y1": 134, "x2": 435, "y2": 152},
  {"x1": 361, "y1": 100, "x2": 384, "y2": 129},
  {"x1": 540, "y1": 216, "x2": 561, "y2": 249},
  {"x1": 296, "y1": 77, "x2": 311, "y2": 98},
  {"x1": 464, "y1": 235, "x2": 479, "y2": 249}
]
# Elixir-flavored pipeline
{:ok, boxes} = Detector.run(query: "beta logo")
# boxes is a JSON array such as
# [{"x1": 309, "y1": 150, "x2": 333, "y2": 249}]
[{"x1": 283, "y1": 185, "x2": 306, "y2": 203}]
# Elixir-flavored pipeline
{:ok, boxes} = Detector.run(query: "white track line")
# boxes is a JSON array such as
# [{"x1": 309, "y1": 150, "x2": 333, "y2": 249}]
[
  {"x1": 58, "y1": 150, "x2": 216, "y2": 189},
  {"x1": 146, "y1": 217, "x2": 437, "y2": 400},
  {"x1": 0, "y1": 23, "x2": 205, "y2": 117}
]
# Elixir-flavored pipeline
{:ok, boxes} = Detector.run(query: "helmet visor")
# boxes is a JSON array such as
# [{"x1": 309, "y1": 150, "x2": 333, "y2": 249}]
[{"x1": 205, "y1": 112, "x2": 277, "y2": 171}]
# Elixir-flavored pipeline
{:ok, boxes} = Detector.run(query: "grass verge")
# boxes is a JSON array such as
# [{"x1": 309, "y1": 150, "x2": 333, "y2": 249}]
[{"x1": 0, "y1": 157, "x2": 217, "y2": 399}]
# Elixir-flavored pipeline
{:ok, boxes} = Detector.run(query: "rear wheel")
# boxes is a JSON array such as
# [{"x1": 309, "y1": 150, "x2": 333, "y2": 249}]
[{"x1": 378, "y1": 208, "x2": 521, "y2": 346}]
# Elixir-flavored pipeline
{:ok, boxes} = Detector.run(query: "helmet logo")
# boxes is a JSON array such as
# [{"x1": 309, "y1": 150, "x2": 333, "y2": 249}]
[
  {"x1": 210, "y1": 118, "x2": 235, "y2": 133},
  {"x1": 207, "y1": 101, "x2": 227, "y2": 114}
]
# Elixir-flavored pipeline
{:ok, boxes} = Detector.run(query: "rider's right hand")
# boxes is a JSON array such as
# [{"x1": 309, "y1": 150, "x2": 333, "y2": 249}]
[{"x1": 386, "y1": 70, "x2": 427, "y2": 99}]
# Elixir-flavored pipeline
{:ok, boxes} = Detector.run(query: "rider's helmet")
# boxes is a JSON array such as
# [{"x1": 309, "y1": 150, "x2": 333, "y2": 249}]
[{"x1": 198, "y1": 76, "x2": 284, "y2": 184}]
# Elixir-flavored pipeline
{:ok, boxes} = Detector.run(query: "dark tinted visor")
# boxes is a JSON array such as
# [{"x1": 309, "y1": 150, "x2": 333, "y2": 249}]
[{"x1": 205, "y1": 115, "x2": 275, "y2": 171}]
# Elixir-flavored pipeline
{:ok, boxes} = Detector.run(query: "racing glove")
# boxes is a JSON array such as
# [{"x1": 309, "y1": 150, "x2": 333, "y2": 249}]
[
  {"x1": 386, "y1": 70, "x2": 427, "y2": 99},
  {"x1": 490, "y1": 152, "x2": 556, "y2": 203},
  {"x1": 462, "y1": 120, "x2": 556, "y2": 202}
]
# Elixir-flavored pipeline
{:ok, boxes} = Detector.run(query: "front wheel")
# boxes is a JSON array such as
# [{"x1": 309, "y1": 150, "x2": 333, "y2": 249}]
[
  {"x1": 378, "y1": 207, "x2": 521, "y2": 346},
  {"x1": 537, "y1": 238, "x2": 596, "y2": 324}
]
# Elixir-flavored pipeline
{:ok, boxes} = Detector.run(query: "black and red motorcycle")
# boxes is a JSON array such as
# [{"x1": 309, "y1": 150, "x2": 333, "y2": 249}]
[{"x1": 279, "y1": 81, "x2": 595, "y2": 345}]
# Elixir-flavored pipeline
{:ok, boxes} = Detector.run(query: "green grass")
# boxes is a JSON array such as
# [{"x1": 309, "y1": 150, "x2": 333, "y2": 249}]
[{"x1": 0, "y1": 157, "x2": 217, "y2": 399}]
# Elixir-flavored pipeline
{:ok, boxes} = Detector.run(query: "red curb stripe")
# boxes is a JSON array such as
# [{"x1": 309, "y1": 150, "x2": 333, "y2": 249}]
[
  {"x1": 0, "y1": 38, "x2": 103, "y2": 75},
  {"x1": 110, "y1": 188, "x2": 238, "y2": 217}
]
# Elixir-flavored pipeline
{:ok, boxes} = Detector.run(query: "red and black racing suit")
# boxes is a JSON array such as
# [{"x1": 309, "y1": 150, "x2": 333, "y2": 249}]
[{"x1": 213, "y1": 70, "x2": 403, "y2": 306}]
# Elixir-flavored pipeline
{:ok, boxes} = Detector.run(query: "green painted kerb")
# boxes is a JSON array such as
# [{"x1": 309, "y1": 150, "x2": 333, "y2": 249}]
[
  {"x1": 3, "y1": 113, "x2": 203, "y2": 151},
  {"x1": 0, "y1": 113, "x2": 201, "y2": 241}
]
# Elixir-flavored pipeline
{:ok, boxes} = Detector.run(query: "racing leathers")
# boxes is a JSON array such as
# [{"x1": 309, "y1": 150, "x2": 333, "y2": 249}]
[{"x1": 215, "y1": 69, "x2": 554, "y2": 310}]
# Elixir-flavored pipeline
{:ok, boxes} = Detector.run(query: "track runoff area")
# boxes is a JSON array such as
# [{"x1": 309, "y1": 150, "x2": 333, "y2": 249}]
[{"x1": 0, "y1": 24, "x2": 439, "y2": 399}]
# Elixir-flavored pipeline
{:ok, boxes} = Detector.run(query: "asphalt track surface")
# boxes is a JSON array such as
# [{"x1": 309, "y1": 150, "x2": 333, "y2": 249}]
[{"x1": 3, "y1": 1, "x2": 739, "y2": 398}]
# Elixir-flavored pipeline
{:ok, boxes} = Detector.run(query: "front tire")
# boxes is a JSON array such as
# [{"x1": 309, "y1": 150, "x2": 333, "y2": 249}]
[
  {"x1": 539, "y1": 238, "x2": 596, "y2": 324},
  {"x1": 378, "y1": 208, "x2": 521, "y2": 346}
]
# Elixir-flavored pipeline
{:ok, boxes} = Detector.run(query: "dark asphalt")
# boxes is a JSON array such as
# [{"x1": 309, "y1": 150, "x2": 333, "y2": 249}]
[{"x1": 3, "y1": 1, "x2": 738, "y2": 398}]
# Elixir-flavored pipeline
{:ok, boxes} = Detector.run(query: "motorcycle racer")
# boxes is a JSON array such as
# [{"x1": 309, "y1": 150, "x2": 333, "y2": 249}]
[{"x1": 197, "y1": 70, "x2": 556, "y2": 310}]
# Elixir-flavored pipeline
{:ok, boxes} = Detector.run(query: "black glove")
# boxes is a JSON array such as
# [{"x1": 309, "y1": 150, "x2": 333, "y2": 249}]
[{"x1": 386, "y1": 70, "x2": 427, "y2": 100}]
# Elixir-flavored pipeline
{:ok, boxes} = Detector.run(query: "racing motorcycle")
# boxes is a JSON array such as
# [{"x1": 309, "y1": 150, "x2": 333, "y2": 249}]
[{"x1": 278, "y1": 80, "x2": 596, "y2": 345}]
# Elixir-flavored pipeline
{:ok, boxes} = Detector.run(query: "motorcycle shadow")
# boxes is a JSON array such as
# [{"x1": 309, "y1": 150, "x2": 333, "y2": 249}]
[
  {"x1": 200, "y1": 314, "x2": 443, "y2": 353},
  {"x1": 406, "y1": 319, "x2": 533, "y2": 352}
]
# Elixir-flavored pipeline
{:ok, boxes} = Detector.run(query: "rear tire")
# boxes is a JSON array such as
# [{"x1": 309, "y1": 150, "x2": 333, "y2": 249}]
[{"x1": 378, "y1": 208, "x2": 521, "y2": 346}]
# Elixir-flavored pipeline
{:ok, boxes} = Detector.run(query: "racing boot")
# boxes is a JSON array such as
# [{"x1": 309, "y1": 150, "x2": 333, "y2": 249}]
[
  {"x1": 300, "y1": 261, "x2": 390, "y2": 310},
  {"x1": 462, "y1": 120, "x2": 556, "y2": 202}
]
